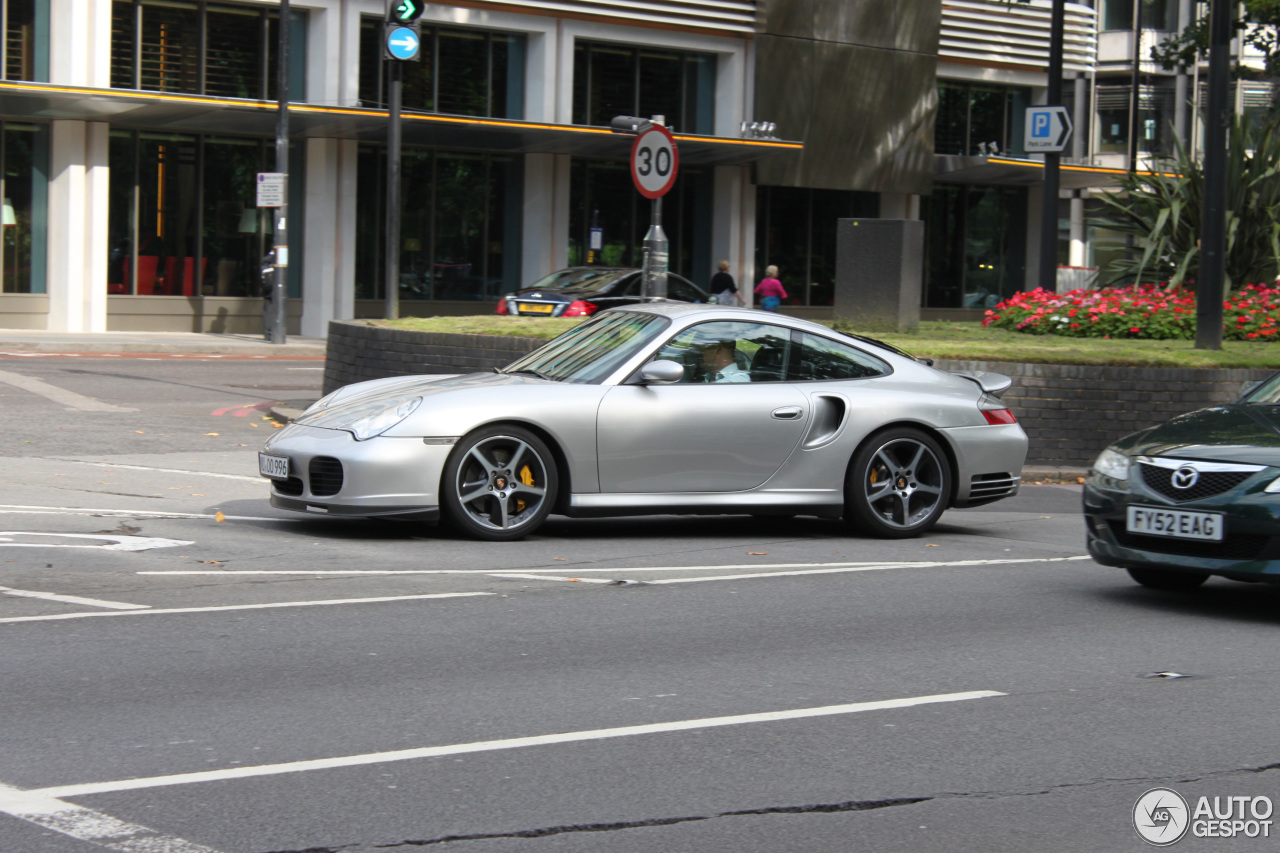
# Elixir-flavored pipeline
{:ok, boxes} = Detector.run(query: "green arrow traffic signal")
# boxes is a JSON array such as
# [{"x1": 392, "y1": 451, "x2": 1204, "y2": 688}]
[{"x1": 391, "y1": 0, "x2": 423, "y2": 22}]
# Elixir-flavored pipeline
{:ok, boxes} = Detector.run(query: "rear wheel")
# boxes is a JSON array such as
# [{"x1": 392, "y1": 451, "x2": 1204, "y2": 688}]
[
  {"x1": 1126, "y1": 567, "x2": 1210, "y2": 590},
  {"x1": 441, "y1": 425, "x2": 558, "y2": 541},
  {"x1": 845, "y1": 428, "x2": 951, "y2": 538}
]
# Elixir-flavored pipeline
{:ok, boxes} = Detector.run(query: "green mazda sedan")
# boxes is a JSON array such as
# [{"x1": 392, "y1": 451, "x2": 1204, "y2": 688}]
[{"x1": 1084, "y1": 371, "x2": 1280, "y2": 590}]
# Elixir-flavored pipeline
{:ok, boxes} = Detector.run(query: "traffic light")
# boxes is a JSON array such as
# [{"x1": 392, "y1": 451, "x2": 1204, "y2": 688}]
[
  {"x1": 384, "y1": 0, "x2": 423, "y2": 61},
  {"x1": 388, "y1": 0, "x2": 424, "y2": 23}
]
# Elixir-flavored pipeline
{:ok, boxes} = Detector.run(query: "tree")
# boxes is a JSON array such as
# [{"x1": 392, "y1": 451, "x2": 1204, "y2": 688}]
[
  {"x1": 1151, "y1": 0, "x2": 1280, "y2": 79},
  {"x1": 1090, "y1": 114, "x2": 1280, "y2": 291}
]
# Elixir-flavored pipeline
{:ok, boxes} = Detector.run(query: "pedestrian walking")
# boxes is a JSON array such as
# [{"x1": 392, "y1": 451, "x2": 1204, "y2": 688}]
[
  {"x1": 710, "y1": 260, "x2": 743, "y2": 305},
  {"x1": 754, "y1": 265, "x2": 786, "y2": 312}
]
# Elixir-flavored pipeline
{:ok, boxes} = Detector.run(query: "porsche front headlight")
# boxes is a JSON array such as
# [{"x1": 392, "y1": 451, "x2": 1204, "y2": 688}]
[
  {"x1": 345, "y1": 397, "x2": 423, "y2": 441},
  {"x1": 1092, "y1": 447, "x2": 1131, "y2": 481}
]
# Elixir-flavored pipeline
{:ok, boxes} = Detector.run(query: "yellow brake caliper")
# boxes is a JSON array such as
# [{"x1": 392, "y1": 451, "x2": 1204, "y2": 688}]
[{"x1": 516, "y1": 465, "x2": 535, "y2": 512}]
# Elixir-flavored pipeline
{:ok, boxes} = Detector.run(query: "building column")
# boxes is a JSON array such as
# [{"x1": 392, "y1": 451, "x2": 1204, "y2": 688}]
[
  {"x1": 300, "y1": 138, "x2": 356, "y2": 338},
  {"x1": 522, "y1": 153, "x2": 571, "y2": 284},
  {"x1": 46, "y1": 121, "x2": 109, "y2": 332},
  {"x1": 712, "y1": 165, "x2": 753, "y2": 303},
  {"x1": 521, "y1": 154, "x2": 556, "y2": 285},
  {"x1": 1069, "y1": 191, "x2": 1087, "y2": 269}
]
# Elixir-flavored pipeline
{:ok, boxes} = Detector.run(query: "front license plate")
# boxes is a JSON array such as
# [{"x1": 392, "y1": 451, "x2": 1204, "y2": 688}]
[
  {"x1": 1126, "y1": 505, "x2": 1224, "y2": 541},
  {"x1": 518, "y1": 302, "x2": 555, "y2": 314},
  {"x1": 258, "y1": 453, "x2": 290, "y2": 480}
]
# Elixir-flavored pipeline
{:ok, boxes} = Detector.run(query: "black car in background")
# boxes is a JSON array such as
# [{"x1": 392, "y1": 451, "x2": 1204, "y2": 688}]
[{"x1": 496, "y1": 267, "x2": 711, "y2": 317}]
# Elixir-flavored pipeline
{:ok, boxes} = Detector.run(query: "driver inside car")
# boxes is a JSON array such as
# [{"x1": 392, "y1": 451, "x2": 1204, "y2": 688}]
[{"x1": 700, "y1": 339, "x2": 750, "y2": 383}]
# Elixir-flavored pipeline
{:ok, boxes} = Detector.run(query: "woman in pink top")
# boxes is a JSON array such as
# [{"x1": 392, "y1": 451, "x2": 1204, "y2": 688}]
[{"x1": 754, "y1": 265, "x2": 786, "y2": 311}]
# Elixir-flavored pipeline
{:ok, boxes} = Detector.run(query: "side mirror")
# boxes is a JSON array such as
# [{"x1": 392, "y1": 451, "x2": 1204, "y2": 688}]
[{"x1": 636, "y1": 359, "x2": 684, "y2": 385}]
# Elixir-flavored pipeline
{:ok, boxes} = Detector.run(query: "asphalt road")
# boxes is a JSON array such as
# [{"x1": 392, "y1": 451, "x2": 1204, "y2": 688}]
[{"x1": 2, "y1": 353, "x2": 1279, "y2": 853}]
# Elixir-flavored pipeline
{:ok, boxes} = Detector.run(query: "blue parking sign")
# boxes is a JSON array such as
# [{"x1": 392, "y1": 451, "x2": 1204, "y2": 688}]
[{"x1": 1024, "y1": 106, "x2": 1072, "y2": 152}]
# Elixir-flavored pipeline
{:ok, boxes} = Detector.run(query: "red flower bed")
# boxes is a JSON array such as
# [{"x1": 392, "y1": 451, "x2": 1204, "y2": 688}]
[{"x1": 981, "y1": 284, "x2": 1280, "y2": 340}]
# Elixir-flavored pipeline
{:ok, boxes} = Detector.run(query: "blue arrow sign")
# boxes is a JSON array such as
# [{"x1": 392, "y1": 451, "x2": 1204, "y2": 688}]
[{"x1": 386, "y1": 26, "x2": 420, "y2": 61}]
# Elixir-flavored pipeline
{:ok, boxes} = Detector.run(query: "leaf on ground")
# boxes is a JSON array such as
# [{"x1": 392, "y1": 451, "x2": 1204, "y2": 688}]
[
  {"x1": 203, "y1": 432, "x2": 220, "y2": 436},
  {"x1": 747, "y1": 552, "x2": 768, "y2": 555},
  {"x1": 214, "y1": 511, "x2": 226, "y2": 523}
]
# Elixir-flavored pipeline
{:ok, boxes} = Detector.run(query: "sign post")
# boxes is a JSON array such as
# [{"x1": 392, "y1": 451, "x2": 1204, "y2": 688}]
[
  {"x1": 628, "y1": 124, "x2": 679, "y2": 299},
  {"x1": 382, "y1": 0, "x2": 423, "y2": 321}
]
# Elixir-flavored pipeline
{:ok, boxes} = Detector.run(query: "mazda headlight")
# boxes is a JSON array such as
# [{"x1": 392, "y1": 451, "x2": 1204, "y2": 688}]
[
  {"x1": 1092, "y1": 448, "x2": 1131, "y2": 481},
  {"x1": 1265, "y1": 475, "x2": 1280, "y2": 494}
]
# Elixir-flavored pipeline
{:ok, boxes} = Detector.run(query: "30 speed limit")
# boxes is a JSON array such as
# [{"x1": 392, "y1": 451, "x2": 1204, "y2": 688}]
[{"x1": 630, "y1": 125, "x2": 679, "y2": 199}]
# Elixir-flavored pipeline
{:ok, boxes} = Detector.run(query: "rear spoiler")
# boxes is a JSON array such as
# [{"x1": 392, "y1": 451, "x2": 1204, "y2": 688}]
[{"x1": 951, "y1": 370, "x2": 1013, "y2": 396}]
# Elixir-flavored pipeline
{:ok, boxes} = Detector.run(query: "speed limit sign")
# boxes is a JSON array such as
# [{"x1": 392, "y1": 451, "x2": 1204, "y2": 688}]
[{"x1": 630, "y1": 126, "x2": 679, "y2": 199}]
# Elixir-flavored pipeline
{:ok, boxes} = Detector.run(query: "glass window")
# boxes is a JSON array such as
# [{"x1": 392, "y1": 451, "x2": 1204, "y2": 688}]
[
  {"x1": 201, "y1": 136, "x2": 270, "y2": 296},
  {"x1": 791, "y1": 333, "x2": 889, "y2": 381},
  {"x1": 109, "y1": 130, "x2": 293, "y2": 298},
  {"x1": 754, "y1": 186, "x2": 877, "y2": 307},
  {"x1": 6, "y1": 0, "x2": 42, "y2": 82},
  {"x1": 355, "y1": 146, "x2": 520, "y2": 303},
  {"x1": 572, "y1": 41, "x2": 716, "y2": 133},
  {"x1": 933, "y1": 81, "x2": 1029, "y2": 157},
  {"x1": 357, "y1": 20, "x2": 524, "y2": 119},
  {"x1": 437, "y1": 29, "x2": 489, "y2": 116},
  {"x1": 111, "y1": 1, "x2": 304, "y2": 99},
  {"x1": 139, "y1": 2, "x2": 199, "y2": 93},
  {"x1": 204, "y1": 8, "x2": 263, "y2": 99},
  {"x1": 568, "y1": 159, "x2": 711, "y2": 284},
  {"x1": 1106, "y1": 0, "x2": 1179, "y2": 31},
  {"x1": 922, "y1": 184, "x2": 1029, "y2": 309},
  {"x1": 654, "y1": 321, "x2": 793, "y2": 384},
  {"x1": 504, "y1": 311, "x2": 669, "y2": 384},
  {"x1": 0, "y1": 122, "x2": 47, "y2": 294}
]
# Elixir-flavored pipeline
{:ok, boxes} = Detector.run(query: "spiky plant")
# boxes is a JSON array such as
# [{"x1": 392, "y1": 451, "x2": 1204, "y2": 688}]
[{"x1": 1090, "y1": 114, "x2": 1280, "y2": 292}]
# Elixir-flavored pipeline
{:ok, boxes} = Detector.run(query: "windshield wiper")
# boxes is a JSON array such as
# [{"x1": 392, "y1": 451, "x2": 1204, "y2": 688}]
[{"x1": 503, "y1": 368, "x2": 557, "y2": 381}]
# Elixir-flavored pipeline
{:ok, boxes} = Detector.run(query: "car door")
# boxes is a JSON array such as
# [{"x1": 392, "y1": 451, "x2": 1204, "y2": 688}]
[{"x1": 596, "y1": 320, "x2": 808, "y2": 493}]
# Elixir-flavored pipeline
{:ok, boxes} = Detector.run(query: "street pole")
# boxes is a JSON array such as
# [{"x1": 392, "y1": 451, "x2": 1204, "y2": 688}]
[
  {"x1": 1037, "y1": 0, "x2": 1065, "y2": 293},
  {"x1": 270, "y1": 0, "x2": 289, "y2": 345},
  {"x1": 384, "y1": 58, "x2": 402, "y2": 321},
  {"x1": 643, "y1": 195, "x2": 668, "y2": 299},
  {"x1": 1197, "y1": 0, "x2": 1231, "y2": 350}
]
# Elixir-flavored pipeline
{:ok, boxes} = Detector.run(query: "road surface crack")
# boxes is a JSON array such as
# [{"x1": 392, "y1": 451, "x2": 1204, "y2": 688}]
[{"x1": 361, "y1": 797, "x2": 929, "y2": 848}]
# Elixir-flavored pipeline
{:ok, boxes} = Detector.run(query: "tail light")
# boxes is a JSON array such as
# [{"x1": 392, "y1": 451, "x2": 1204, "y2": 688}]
[
  {"x1": 978, "y1": 393, "x2": 1017, "y2": 425},
  {"x1": 562, "y1": 300, "x2": 599, "y2": 317},
  {"x1": 495, "y1": 298, "x2": 509, "y2": 315}
]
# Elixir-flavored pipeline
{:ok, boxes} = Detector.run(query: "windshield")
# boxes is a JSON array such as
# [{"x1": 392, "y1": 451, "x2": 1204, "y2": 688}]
[
  {"x1": 1243, "y1": 371, "x2": 1280, "y2": 404},
  {"x1": 502, "y1": 311, "x2": 669, "y2": 384},
  {"x1": 524, "y1": 268, "x2": 633, "y2": 295}
]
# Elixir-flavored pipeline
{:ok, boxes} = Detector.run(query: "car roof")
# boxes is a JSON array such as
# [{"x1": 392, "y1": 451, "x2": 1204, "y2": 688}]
[{"x1": 604, "y1": 302, "x2": 924, "y2": 362}]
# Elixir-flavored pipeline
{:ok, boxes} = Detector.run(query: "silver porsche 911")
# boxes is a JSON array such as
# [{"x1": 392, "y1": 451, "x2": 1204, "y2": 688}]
[{"x1": 260, "y1": 304, "x2": 1027, "y2": 540}]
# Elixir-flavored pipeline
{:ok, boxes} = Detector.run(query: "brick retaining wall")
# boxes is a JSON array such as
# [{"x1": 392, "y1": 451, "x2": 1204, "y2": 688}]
[{"x1": 324, "y1": 321, "x2": 1275, "y2": 467}]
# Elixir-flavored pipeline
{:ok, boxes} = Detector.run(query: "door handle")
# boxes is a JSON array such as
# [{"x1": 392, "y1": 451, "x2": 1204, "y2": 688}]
[{"x1": 772, "y1": 406, "x2": 804, "y2": 420}]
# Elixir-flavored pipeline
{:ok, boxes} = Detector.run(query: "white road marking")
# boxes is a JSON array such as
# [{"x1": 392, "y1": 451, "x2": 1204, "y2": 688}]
[
  {"x1": 0, "y1": 369, "x2": 137, "y2": 412},
  {"x1": 0, "y1": 586, "x2": 149, "y2": 610},
  {"x1": 488, "y1": 572, "x2": 615, "y2": 584},
  {"x1": 57, "y1": 460, "x2": 261, "y2": 482},
  {"x1": 0, "y1": 532, "x2": 193, "y2": 551},
  {"x1": 0, "y1": 591, "x2": 492, "y2": 624},
  {"x1": 0, "y1": 505, "x2": 278, "y2": 521},
  {"x1": 141, "y1": 555, "x2": 1092, "y2": 577},
  {"x1": 31, "y1": 690, "x2": 1004, "y2": 798},
  {"x1": 0, "y1": 782, "x2": 224, "y2": 853}
]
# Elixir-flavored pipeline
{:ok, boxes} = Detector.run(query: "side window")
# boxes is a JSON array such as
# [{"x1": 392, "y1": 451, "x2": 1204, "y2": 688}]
[
  {"x1": 789, "y1": 332, "x2": 890, "y2": 381},
  {"x1": 666, "y1": 275, "x2": 705, "y2": 303},
  {"x1": 652, "y1": 321, "x2": 792, "y2": 384}
]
